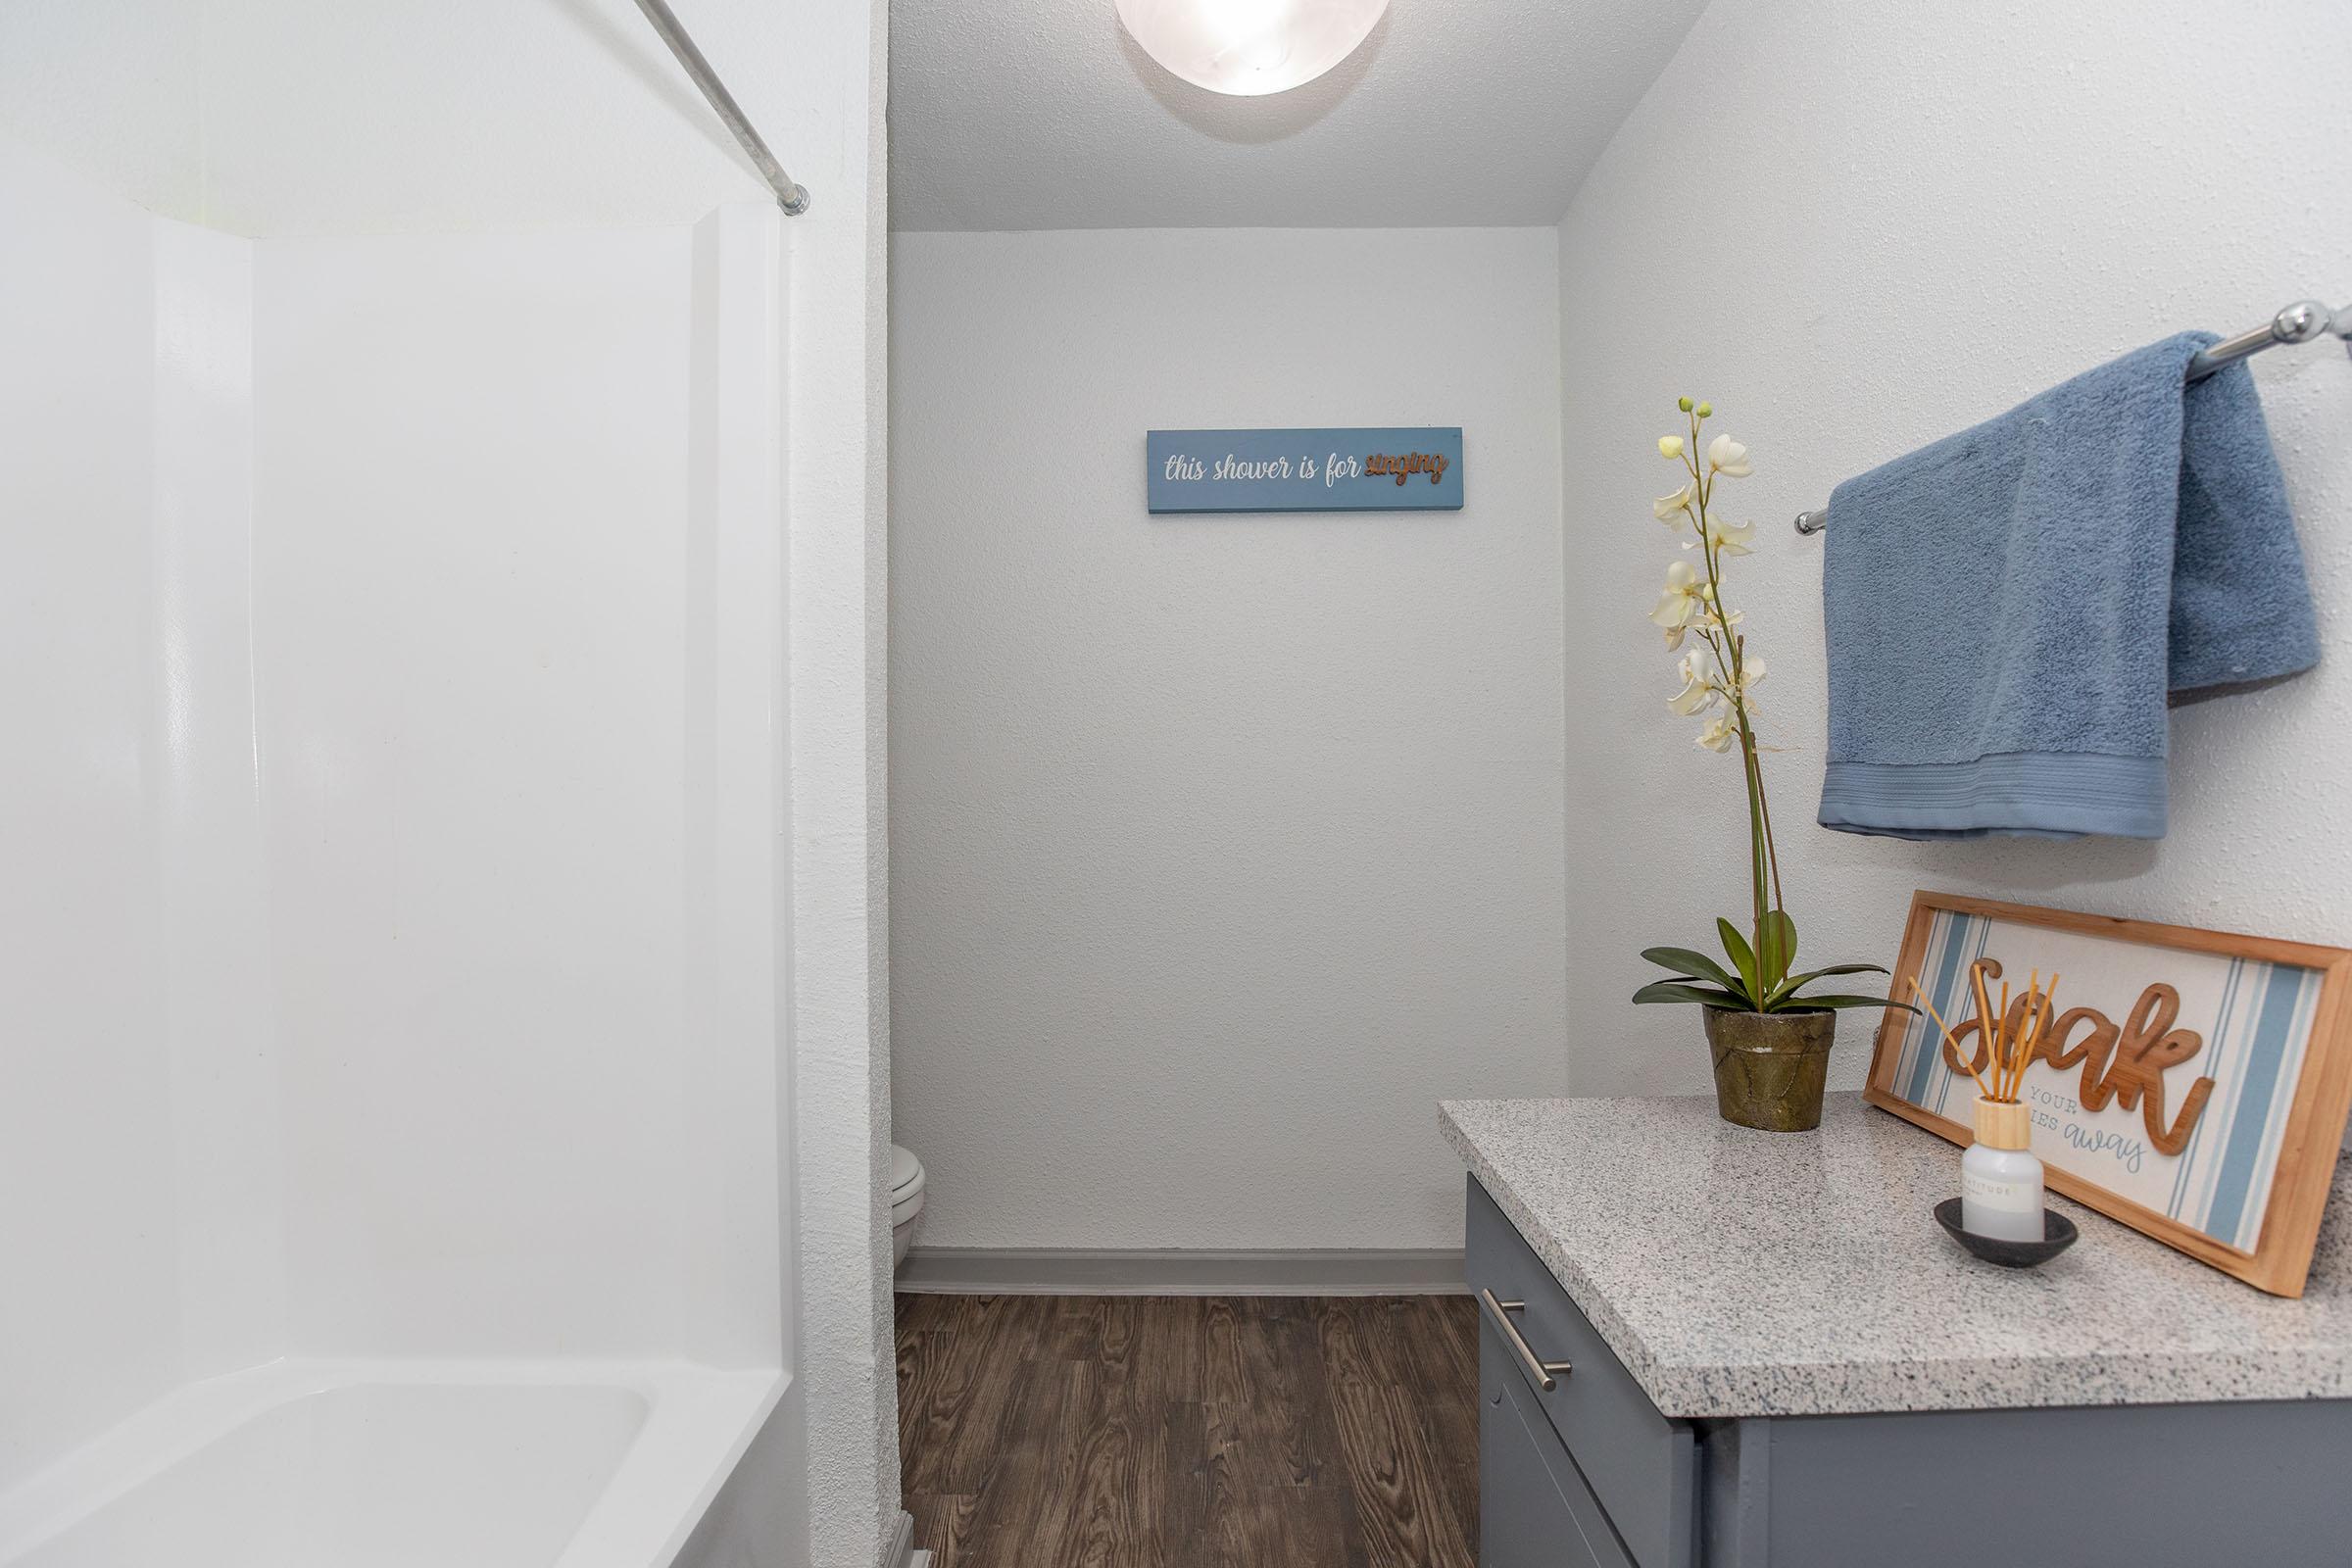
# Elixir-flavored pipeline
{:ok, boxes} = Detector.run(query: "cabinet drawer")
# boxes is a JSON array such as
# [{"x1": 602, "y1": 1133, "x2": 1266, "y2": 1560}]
[
  {"x1": 1465, "y1": 1175, "x2": 1695, "y2": 1568},
  {"x1": 1481, "y1": 1316, "x2": 1632, "y2": 1568}
]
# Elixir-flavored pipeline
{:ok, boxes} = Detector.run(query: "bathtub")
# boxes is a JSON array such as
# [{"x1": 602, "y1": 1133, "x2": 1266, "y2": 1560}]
[{"x1": 0, "y1": 1360, "x2": 783, "y2": 1568}]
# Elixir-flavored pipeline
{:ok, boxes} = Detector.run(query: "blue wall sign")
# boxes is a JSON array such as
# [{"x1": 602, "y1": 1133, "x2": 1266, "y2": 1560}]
[{"x1": 1147, "y1": 427, "x2": 1464, "y2": 514}]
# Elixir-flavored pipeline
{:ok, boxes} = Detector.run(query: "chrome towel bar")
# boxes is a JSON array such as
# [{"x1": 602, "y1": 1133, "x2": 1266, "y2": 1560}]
[{"x1": 1792, "y1": 298, "x2": 2349, "y2": 535}]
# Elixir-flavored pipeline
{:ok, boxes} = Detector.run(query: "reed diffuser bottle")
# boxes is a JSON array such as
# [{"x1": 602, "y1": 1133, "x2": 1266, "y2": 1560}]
[
  {"x1": 1910, "y1": 966, "x2": 2058, "y2": 1243},
  {"x1": 1962, "y1": 1096, "x2": 2044, "y2": 1242}
]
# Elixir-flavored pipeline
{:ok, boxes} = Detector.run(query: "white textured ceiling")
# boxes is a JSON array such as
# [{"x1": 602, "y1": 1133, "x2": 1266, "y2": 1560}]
[{"x1": 889, "y1": 0, "x2": 1710, "y2": 231}]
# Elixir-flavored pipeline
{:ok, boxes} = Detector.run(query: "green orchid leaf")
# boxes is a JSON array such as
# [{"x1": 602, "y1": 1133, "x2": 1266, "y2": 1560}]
[
  {"x1": 1765, "y1": 961, "x2": 1890, "y2": 1005},
  {"x1": 1716, "y1": 918, "x2": 1759, "y2": 1003},
  {"x1": 1770, "y1": 994, "x2": 1920, "y2": 1013},
  {"x1": 1632, "y1": 980, "x2": 1746, "y2": 1008},
  {"x1": 1640, "y1": 946, "x2": 1743, "y2": 993}
]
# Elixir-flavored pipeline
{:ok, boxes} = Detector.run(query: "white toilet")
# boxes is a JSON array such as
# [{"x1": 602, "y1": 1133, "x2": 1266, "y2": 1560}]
[{"x1": 890, "y1": 1144, "x2": 926, "y2": 1267}]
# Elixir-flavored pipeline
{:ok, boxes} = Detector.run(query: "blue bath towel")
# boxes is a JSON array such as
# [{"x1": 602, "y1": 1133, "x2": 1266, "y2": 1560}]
[{"x1": 1819, "y1": 332, "x2": 2317, "y2": 840}]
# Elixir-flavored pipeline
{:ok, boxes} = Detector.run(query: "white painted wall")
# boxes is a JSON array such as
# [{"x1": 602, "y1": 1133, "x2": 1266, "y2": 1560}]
[
  {"x1": 773, "y1": 0, "x2": 898, "y2": 1558},
  {"x1": 890, "y1": 225, "x2": 1569, "y2": 1253},
  {"x1": 1555, "y1": 0, "x2": 2352, "y2": 1094}
]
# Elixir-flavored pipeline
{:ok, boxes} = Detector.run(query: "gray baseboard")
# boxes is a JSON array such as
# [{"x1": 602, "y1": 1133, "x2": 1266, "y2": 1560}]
[
  {"x1": 886, "y1": 1510, "x2": 924, "y2": 1568},
  {"x1": 895, "y1": 1246, "x2": 1468, "y2": 1296}
]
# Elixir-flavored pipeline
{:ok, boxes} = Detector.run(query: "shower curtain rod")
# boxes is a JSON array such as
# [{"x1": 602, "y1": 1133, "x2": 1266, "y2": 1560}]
[
  {"x1": 631, "y1": 0, "x2": 810, "y2": 216},
  {"x1": 1791, "y1": 298, "x2": 2349, "y2": 535}
]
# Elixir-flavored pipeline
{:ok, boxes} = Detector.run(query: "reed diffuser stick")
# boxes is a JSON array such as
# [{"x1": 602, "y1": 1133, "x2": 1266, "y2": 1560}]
[
  {"x1": 2011, "y1": 970, "x2": 2039, "y2": 1098},
  {"x1": 1909, "y1": 976, "x2": 1993, "y2": 1100},
  {"x1": 2012, "y1": 973, "x2": 2059, "y2": 1100},
  {"x1": 1973, "y1": 964, "x2": 1998, "y2": 1091},
  {"x1": 1995, "y1": 978, "x2": 2011, "y2": 1093},
  {"x1": 2003, "y1": 997, "x2": 2024, "y2": 1100},
  {"x1": 1975, "y1": 970, "x2": 2062, "y2": 1100}
]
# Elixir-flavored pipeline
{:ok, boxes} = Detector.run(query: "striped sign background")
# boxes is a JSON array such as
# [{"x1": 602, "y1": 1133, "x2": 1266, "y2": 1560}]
[{"x1": 1886, "y1": 906, "x2": 2325, "y2": 1253}]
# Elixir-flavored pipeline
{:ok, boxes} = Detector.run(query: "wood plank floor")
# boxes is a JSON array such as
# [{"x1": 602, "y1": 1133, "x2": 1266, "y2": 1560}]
[{"x1": 894, "y1": 1295, "x2": 1479, "y2": 1568}]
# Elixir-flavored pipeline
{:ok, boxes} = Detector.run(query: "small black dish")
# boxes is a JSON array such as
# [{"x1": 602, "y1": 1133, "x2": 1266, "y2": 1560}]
[{"x1": 1933, "y1": 1199, "x2": 2079, "y2": 1268}]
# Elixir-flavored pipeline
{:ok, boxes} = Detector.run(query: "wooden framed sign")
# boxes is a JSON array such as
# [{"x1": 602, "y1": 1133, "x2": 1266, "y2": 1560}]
[
  {"x1": 1146, "y1": 427, "x2": 1463, "y2": 514},
  {"x1": 1865, "y1": 890, "x2": 2352, "y2": 1296}
]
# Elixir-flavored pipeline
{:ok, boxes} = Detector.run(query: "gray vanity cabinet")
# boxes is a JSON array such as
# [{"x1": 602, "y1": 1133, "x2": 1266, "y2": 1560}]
[
  {"x1": 1478, "y1": 1327, "x2": 1629, "y2": 1568},
  {"x1": 1466, "y1": 1173, "x2": 2352, "y2": 1568},
  {"x1": 1468, "y1": 1176, "x2": 1694, "y2": 1568}
]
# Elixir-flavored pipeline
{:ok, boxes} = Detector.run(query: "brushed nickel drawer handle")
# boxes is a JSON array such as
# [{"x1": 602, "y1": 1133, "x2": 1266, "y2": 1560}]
[{"x1": 1478, "y1": 1287, "x2": 1573, "y2": 1391}]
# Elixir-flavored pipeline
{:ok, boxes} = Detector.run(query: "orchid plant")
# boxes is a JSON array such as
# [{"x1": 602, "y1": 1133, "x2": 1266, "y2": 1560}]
[{"x1": 1632, "y1": 399, "x2": 1907, "y2": 1017}]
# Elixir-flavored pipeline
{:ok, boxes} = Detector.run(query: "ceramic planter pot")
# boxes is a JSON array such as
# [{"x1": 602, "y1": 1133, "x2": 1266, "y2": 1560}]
[{"x1": 1702, "y1": 1007, "x2": 1835, "y2": 1132}]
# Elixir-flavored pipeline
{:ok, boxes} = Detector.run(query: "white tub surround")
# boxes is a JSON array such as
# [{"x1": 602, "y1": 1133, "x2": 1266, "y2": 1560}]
[
  {"x1": 1442, "y1": 1093, "x2": 2352, "y2": 1418},
  {"x1": 2, "y1": 0, "x2": 894, "y2": 1550},
  {"x1": 0, "y1": 142, "x2": 801, "y2": 1565},
  {"x1": 0, "y1": 1363, "x2": 782, "y2": 1568}
]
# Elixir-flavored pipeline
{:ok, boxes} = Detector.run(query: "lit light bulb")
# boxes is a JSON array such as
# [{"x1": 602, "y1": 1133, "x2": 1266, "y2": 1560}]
[
  {"x1": 1115, "y1": 0, "x2": 1387, "y2": 97},
  {"x1": 1196, "y1": 0, "x2": 1293, "y2": 44},
  {"x1": 1196, "y1": 0, "x2": 1294, "y2": 72}
]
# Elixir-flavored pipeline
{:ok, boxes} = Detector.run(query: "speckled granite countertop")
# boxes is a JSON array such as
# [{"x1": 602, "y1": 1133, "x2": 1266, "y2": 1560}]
[{"x1": 1441, "y1": 1092, "x2": 2352, "y2": 1419}]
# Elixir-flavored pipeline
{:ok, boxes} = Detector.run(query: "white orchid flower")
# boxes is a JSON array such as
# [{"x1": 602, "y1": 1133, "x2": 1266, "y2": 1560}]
[
  {"x1": 1642, "y1": 413, "x2": 1771, "y2": 764},
  {"x1": 1647, "y1": 560, "x2": 1703, "y2": 630},
  {"x1": 1667, "y1": 649, "x2": 1719, "y2": 715},
  {"x1": 1671, "y1": 685, "x2": 1718, "y2": 717},
  {"x1": 1726, "y1": 659, "x2": 1766, "y2": 724},
  {"x1": 1704, "y1": 512, "x2": 1756, "y2": 557}
]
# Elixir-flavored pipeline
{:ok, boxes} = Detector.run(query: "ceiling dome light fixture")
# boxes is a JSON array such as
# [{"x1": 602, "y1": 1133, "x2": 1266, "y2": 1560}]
[{"x1": 1115, "y1": 0, "x2": 1390, "y2": 97}]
